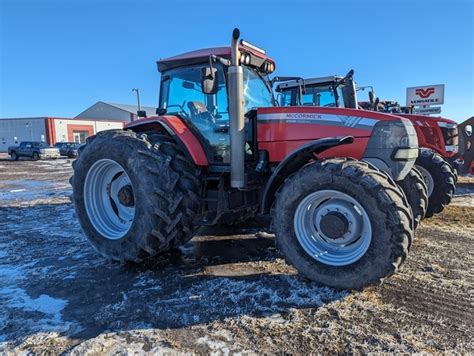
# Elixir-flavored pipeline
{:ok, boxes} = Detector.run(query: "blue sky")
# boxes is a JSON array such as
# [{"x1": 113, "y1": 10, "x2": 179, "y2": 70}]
[{"x1": 0, "y1": 0, "x2": 473, "y2": 122}]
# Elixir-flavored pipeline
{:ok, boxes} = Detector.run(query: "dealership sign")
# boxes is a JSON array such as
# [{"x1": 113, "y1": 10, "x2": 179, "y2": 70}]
[
  {"x1": 415, "y1": 106, "x2": 442, "y2": 115},
  {"x1": 406, "y1": 84, "x2": 444, "y2": 106}
]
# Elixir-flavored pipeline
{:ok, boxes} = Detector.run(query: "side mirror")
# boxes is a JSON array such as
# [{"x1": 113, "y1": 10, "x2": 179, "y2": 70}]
[
  {"x1": 368, "y1": 91, "x2": 375, "y2": 104},
  {"x1": 342, "y1": 78, "x2": 357, "y2": 109},
  {"x1": 201, "y1": 67, "x2": 218, "y2": 95},
  {"x1": 137, "y1": 110, "x2": 147, "y2": 118}
]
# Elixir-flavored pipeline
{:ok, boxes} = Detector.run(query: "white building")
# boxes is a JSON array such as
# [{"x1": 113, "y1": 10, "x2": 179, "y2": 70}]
[
  {"x1": 0, "y1": 117, "x2": 123, "y2": 152},
  {"x1": 0, "y1": 101, "x2": 157, "y2": 152}
]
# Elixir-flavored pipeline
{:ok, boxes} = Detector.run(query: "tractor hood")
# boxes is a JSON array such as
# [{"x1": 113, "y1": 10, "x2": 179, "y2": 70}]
[
  {"x1": 256, "y1": 106, "x2": 418, "y2": 180},
  {"x1": 256, "y1": 106, "x2": 414, "y2": 142},
  {"x1": 395, "y1": 113, "x2": 457, "y2": 126}
]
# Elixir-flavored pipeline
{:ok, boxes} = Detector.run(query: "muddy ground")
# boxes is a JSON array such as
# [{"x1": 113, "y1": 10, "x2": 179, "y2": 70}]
[{"x1": 0, "y1": 154, "x2": 473, "y2": 353}]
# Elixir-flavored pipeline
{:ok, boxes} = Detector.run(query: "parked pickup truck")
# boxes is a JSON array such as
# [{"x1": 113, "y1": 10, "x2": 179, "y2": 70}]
[{"x1": 8, "y1": 141, "x2": 61, "y2": 161}]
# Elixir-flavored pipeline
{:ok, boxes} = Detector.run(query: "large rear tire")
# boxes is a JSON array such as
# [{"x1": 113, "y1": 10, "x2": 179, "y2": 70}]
[
  {"x1": 71, "y1": 130, "x2": 201, "y2": 262},
  {"x1": 415, "y1": 148, "x2": 456, "y2": 218},
  {"x1": 397, "y1": 167, "x2": 428, "y2": 229},
  {"x1": 272, "y1": 158, "x2": 413, "y2": 290}
]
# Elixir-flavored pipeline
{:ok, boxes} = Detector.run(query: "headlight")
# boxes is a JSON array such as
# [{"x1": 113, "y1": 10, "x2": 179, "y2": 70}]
[
  {"x1": 245, "y1": 54, "x2": 250, "y2": 65},
  {"x1": 368, "y1": 119, "x2": 418, "y2": 149},
  {"x1": 393, "y1": 148, "x2": 419, "y2": 160},
  {"x1": 39, "y1": 148, "x2": 46, "y2": 153},
  {"x1": 437, "y1": 121, "x2": 457, "y2": 129}
]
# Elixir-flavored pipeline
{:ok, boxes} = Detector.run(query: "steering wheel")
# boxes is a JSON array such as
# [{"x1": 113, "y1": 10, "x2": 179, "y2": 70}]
[
  {"x1": 195, "y1": 111, "x2": 216, "y2": 126},
  {"x1": 166, "y1": 102, "x2": 190, "y2": 119}
]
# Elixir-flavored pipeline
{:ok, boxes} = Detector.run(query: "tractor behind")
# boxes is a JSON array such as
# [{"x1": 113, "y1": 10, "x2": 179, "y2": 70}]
[{"x1": 276, "y1": 72, "x2": 457, "y2": 218}]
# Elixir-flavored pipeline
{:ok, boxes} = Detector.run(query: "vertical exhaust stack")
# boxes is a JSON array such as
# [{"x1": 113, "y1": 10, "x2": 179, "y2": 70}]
[{"x1": 228, "y1": 28, "x2": 246, "y2": 188}]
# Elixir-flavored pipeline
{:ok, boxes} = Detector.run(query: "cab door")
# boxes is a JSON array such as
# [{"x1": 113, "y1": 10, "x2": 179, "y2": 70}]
[{"x1": 19, "y1": 142, "x2": 31, "y2": 156}]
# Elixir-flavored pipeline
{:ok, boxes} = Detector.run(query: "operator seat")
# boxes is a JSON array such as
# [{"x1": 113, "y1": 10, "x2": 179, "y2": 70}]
[{"x1": 187, "y1": 101, "x2": 208, "y2": 117}]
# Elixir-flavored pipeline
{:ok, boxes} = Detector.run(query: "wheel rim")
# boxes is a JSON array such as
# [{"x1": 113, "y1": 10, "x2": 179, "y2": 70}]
[
  {"x1": 293, "y1": 190, "x2": 372, "y2": 266},
  {"x1": 415, "y1": 165, "x2": 434, "y2": 197},
  {"x1": 84, "y1": 159, "x2": 135, "y2": 240}
]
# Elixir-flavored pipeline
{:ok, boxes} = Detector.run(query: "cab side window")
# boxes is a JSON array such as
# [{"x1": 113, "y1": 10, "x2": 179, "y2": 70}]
[{"x1": 162, "y1": 64, "x2": 231, "y2": 163}]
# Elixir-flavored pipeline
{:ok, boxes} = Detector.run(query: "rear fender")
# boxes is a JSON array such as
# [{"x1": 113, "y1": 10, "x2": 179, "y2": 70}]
[
  {"x1": 260, "y1": 136, "x2": 354, "y2": 213},
  {"x1": 125, "y1": 116, "x2": 208, "y2": 166}
]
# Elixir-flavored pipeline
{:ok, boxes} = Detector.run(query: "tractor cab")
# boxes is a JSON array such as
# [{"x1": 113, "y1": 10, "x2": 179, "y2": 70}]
[
  {"x1": 275, "y1": 70, "x2": 358, "y2": 109},
  {"x1": 157, "y1": 45, "x2": 275, "y2": 164},
  {"x1": 276, "y1": 75, "x2": 343, "y2": 107}
]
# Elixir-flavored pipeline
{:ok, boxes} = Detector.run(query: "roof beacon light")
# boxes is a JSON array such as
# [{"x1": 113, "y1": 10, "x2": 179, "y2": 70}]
[{"x1": 240, "y1": 40, "x2": 266, "y2": 55}]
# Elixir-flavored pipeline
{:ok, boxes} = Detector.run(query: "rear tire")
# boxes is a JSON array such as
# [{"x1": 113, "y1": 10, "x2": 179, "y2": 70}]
[
  {"x1": 415, "y1": 149, "x2": 456, "y2": 218},
  {"x1": 397, "y1": 167, "x2": 428, "y2": 229},
  {"x1": 145, "y1": 132, "x2": 202, "y2": 247},
  {"x1": 272, "y1": 158, "x2": 413, "y2": 290},
  {"x1": 71, "y1": 130, "x2": 201, "y2": 262}
]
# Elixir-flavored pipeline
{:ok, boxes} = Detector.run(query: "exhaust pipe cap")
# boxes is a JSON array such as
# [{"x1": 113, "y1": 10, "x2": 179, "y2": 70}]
[{"x1": 232, "y1": 28, "x2": 240, "y2": 40}]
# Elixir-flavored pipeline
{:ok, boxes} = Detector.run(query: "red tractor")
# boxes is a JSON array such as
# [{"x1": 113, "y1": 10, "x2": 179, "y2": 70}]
[
  {"x1": 72, "y1": 29, "x2": 417, "y2": 290},
  {"x1": 276, "y1": 72, "x2": 457, "y2": 218}
]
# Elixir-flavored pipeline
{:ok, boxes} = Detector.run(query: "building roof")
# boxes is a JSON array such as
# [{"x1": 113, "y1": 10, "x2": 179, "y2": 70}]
[
  {"x1": 103, "y1": 102, "x2": 156, "y2": 116},
  {"x1": 75, "y1": 101, "x2": 156, "y2": 120},
  {"x1": 0, "y1": 117, "x2": 48, "y2": 120}
]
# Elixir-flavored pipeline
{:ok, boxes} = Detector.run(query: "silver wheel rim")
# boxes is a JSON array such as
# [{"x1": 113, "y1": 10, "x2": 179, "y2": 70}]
[
  {"x1": 84, "y1": 159, "x2": 135, "y2": 240},
  {"x1": 293, "y1": 190, "x2": 372, "y2": 266},
  {"x1": 415, "y1": 165, "x2": 434, "y2": 197}
]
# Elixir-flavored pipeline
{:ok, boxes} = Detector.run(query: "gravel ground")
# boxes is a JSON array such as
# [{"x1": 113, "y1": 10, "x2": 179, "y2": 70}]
[{"x1": 0, "y1": 154, "x2": 473, "y2": 354}]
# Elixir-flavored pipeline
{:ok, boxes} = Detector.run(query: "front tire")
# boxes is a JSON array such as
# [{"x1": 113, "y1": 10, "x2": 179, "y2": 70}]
[
  {"x1": 71, "y1": 130, "x2": 201, "y2": 262},
  {"x1": 32, "y1": 152, "x2": 39, "y2": 161},
  {"x1": 397, "y1": 167, "x2": 428, "y2": 229},
  {"x1": 415, "y1": 149, "x2": 456, "y2": 218},
  {"x1": 11, "y1": 152, "x2": 18, "y2": 161},
  {"x1": 272, "y1": 158, "x2": 413, "y2": 290}
]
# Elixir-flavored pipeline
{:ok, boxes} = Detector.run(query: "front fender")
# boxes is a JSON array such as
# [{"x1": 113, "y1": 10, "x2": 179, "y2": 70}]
[
  {"x1": 126, "y1": 116, "x2": 208, "y2": 166},
  {"x1": 260, "y1": 136, "x2": 354, "y2": 214}
]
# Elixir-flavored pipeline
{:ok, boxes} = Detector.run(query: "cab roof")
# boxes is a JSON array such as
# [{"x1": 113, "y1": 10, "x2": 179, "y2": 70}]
[
  {"x1": 157, "y1": 46, "x2": 274, "y2": 72},
  {"x1": 276, "y1": 76, "x2": 342, "y2": 91}
]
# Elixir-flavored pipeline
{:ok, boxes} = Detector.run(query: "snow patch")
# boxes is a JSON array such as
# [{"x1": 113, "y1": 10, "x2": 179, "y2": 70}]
[
  {"x1": 197, "y1": 336, "x2": 231, "y2": 354},
  {"x1": 0, "y1": 179, "x2": 71, "y2": 205},
  {"x1": 6, "y1": 288, "x2": 68, "y2": 315}
]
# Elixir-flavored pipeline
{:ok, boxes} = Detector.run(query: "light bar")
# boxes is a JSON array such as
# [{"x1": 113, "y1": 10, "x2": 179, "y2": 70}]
[{"x1": 240, "y1": 40, "x2": 266, "y2": 55}]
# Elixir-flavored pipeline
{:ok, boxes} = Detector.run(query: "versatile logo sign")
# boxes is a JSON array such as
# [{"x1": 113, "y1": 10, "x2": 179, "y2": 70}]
[
  {"x1": 407, "y1": 84, "x2": 444, "y2": 106},
  {"x1": 415, "y1": 87, "x2": 435, "y2": 98}
]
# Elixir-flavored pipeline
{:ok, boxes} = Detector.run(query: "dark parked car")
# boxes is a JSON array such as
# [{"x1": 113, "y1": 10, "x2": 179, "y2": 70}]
[
  {"x1": 8, "y1": 141, "x2": 60, "y2": 161},
  {"x1": 54, "y1": 142, "x2": 81, "y2": 158}
]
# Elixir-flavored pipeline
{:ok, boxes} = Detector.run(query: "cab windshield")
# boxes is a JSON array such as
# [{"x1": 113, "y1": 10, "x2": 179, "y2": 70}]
[
  {"x1": 159, "y1": 63, "x2": 273, "y2": 163},
  {"x1": 243, "y1": 67, "x2": 273, "y2": 112},
  {"x1": 279, "y1": 84, "x2": 344, "y2": 107}
]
